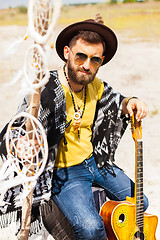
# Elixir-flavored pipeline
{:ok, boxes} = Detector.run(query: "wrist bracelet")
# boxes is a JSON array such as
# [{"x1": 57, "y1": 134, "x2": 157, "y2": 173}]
[{"x1": 125, "y1": 96, "x2": 138, "y2": 106}]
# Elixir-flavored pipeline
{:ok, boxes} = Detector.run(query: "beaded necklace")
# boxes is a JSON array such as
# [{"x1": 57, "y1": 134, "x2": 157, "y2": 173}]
[{"x1": 63, "y1": 64, "x2": 87, "y2": 141}]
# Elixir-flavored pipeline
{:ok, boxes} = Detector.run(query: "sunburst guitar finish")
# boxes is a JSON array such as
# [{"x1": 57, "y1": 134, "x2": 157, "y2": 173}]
[
  {"x1": 100, "y1": 199, "x2": 158, "y2": 240},
  {"x1": 100, "y1": 112, "x2": 158, "y2": 239}
]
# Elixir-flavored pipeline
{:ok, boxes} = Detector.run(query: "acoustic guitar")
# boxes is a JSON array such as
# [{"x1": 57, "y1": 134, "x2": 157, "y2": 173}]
[{"x1": 100, "y1": 112, "x2": 158, "y2": 239}]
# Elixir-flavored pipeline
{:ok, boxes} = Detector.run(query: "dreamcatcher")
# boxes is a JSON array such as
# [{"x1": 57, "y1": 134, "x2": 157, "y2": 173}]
[
  {"x1": 0, "y1": 0, "x2": 62, "y2": 239},
  {"x1": 0, "y1": 112, "x2": 48, "y2": 205}
]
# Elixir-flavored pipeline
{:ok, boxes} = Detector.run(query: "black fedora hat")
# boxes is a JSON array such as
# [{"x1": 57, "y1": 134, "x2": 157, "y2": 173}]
[{"x1": 55, "y1": 19, "x2": 118, "y2": 65}]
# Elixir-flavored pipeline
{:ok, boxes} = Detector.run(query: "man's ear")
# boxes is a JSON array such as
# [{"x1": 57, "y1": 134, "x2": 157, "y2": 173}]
[
  {"x1": 64, "y1": 46, "x2": 70, "y2": 60},
  {"x1": 101, "y1": 56, "x2": 105, "y2": 65}
]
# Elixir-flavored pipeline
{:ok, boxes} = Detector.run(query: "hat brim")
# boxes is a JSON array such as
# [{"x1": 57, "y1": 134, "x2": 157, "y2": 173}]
[{"x1": 55, "y1": 20, "x2": 118, "y2": 65}]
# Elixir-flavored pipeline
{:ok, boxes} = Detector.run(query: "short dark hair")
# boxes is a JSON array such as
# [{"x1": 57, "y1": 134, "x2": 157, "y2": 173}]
[{"x1": 69, "y1": 30, "x2": 106, "y2": 54}]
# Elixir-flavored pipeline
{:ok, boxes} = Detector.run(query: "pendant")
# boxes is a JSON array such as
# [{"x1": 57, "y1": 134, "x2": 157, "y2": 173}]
[
  {"x1": 73, "y1": 110, "x2": 82, "y2": 133},
  {"x1": 73, "y1": 118, "x2": 81, "y2": 142},
  {"x1": 72, "y1": 110, "x2": 82, "y2": 141},
  {"x1": 73, "y1": 118, "x2": 81, "y2": 132},
  {"x1": 74, "y1": 110, "x2": 82, "y2": 120}
]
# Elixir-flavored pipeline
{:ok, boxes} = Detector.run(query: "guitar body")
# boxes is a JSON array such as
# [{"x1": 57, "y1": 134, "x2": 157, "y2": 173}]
[
  {"x1": 100, "y1": 112, "x2": 158, "y2": 239},
  {"x1": 100, "y1": 200, "x2": 158, "y2": 240}
]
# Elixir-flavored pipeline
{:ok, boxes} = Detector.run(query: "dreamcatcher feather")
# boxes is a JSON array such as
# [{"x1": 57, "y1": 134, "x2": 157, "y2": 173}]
[{"x1": 0, "y1": 0, "x2": 62, "y2": 239}]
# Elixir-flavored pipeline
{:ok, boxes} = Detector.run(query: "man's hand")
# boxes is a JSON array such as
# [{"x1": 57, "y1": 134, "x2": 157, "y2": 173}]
[{"x1": 122, "y1": 97, "x2": 149, "y2": 121}]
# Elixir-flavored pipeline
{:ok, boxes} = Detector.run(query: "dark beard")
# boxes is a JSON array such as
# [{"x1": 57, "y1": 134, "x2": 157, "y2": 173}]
[{"x1": 67, "y1": 58, "x2": 98, "y2": 86}]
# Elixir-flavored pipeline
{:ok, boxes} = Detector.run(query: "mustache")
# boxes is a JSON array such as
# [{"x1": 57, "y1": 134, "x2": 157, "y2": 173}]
[{"x1": 78, "y1": 67, "x2": 92, "y2": 75}]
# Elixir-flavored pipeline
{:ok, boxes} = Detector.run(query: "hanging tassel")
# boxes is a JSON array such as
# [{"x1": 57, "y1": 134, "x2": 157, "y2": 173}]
[
  {"x1": 0, "y1": 210, "x2": 18, "y2": 229},
  {"x1": 4, "y1": 70, "x2": 23, "y2": 87},
  {"x1": 3, "y1": 70, "x2": 36, "y2": 99},
  {"x1": 29, "y1": 218, "x2": 43, "y2": 237},
  {"x1": 22, "y1": 181, "x2": 37, "y2": 199},
  {"x1": 40, "y1": 199, "x2": 54, "y2": 217},
  {"x1": 44, "y1": 44, "x2": 53, "y2": 63},
  {"x1": 3, "y1": 35, "x2": 29, "y2": 59}
]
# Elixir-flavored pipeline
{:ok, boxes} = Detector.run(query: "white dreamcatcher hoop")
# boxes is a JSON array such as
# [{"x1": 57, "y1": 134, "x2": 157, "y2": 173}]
[
  {"x1": 28, "y1": 0, "x2": 61, "y2": 44},
  {"x1": 0, "y1": 112, "x2": 48, "y2": 206},
  {"x1": 24, "y1": 44, "x2": 50, "y2": 89},
  {"x1": 6, "y1": 112, "x2": 48, "y2": 180}
]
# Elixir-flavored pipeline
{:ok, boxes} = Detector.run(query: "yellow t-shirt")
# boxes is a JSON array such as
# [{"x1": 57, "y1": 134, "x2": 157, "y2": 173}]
[{"x1": 55, "y1": 75, "x2": 104, "y2": 168}]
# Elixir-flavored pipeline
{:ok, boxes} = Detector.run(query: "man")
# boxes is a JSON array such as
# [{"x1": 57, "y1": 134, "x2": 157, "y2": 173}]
[{"x1": 0, "y1": 16, "x2": 148, "y2": 239}]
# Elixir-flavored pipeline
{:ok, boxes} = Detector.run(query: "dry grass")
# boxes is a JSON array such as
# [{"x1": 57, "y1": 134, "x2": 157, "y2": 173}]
[
  {"x1": 0, "y1": 1, "x2": 160, "y2": 41},
  {"x1": 150, "y1": 105, "x2": 159, "y2": 117},
  {"x1": 59, "y1": 2, "x2": 160, "y2": 42},
  {"x1": 0, "y1": 8, "x2": 28, "y2": 25}
]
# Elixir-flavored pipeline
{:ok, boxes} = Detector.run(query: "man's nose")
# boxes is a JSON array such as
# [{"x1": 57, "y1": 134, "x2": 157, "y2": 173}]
[{"x1": 82, "y1": 57, "x2": 91, "y2": 69}]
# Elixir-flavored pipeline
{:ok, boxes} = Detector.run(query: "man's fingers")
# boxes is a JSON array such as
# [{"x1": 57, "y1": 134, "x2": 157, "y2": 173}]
[
  {"x1": 127, "y1": 99, "x2": 149, "y2": 121},
  {"x1": 135, "y1": 101, "x2": 149, "y2": 121}
]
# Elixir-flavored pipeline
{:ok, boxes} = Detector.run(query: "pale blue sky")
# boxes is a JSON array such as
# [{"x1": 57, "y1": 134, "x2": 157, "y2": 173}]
[{"x1": 0, "y1": 0, "x2": 106, "y2": 9}]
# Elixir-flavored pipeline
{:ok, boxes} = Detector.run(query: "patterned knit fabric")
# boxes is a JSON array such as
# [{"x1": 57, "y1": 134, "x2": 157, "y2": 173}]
[{"x1": 0, "y1": 70, "x2": 128, "y2": 237}]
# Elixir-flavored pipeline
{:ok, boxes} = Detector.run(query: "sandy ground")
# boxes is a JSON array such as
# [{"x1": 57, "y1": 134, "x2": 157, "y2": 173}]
[{"x1": 0, "y1": 25, "x2": 160, "y2": 239}]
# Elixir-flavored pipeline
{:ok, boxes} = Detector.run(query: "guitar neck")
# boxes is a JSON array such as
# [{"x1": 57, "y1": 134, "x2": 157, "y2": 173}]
[{"x1": 135, "y1": 140, "x2": 144, "y2": 232}]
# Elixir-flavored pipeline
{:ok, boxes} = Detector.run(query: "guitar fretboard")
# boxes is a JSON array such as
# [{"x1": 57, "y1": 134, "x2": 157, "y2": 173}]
[{"x1": 136, "y1": 140, "x2": 144, "y2": 232}]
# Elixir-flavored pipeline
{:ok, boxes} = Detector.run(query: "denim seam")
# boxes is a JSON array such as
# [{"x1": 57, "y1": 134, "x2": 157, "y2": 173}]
[{"x1": 83, "y1": 160, "x2": 95, "y2": 182}]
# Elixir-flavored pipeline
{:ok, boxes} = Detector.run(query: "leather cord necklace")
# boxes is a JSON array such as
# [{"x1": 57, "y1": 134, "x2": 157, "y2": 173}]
[{"x1": 63, "y1": 64, "x2": 87, "y2": 141}]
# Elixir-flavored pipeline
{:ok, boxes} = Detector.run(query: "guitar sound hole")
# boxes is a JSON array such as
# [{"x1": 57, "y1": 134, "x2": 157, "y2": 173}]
[{"x1": 118, "y1": 213, "x2": 125, "y2": 223}]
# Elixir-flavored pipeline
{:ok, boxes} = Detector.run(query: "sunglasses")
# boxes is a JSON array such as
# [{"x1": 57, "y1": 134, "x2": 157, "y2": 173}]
[{"x1": 70, "y1": 49, "x2": 103, "y2": 67}]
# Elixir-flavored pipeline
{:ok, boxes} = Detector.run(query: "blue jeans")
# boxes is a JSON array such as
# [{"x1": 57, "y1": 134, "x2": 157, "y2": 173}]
[{"x1": 51, "y1": 155, "x2": 149, "y2": 240}]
